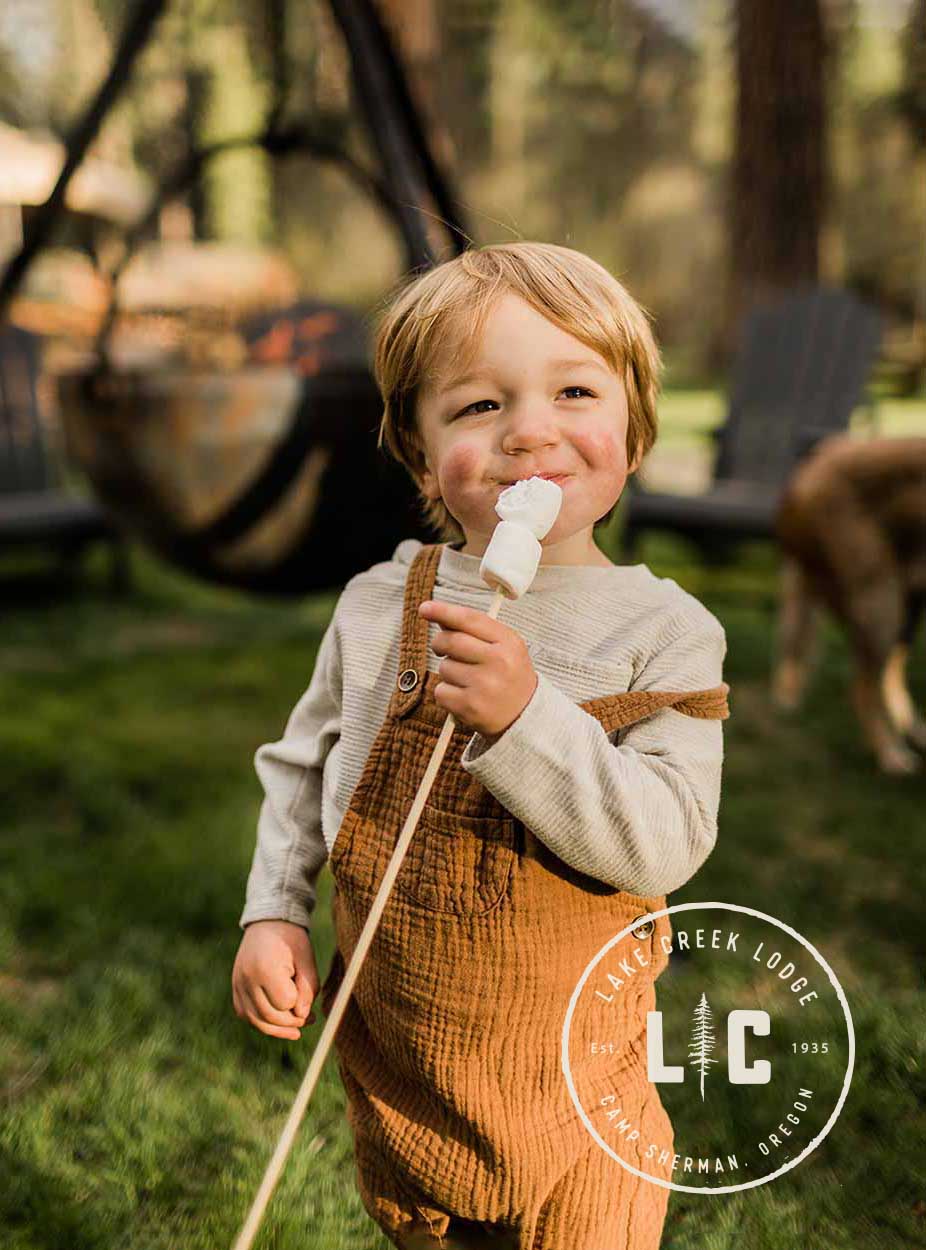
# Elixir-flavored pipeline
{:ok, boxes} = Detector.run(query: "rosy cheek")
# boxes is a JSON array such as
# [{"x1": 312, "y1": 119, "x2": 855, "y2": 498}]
[
  {"x1": 576, "y1": 427, "x2": 627, "y2": 471},
  {"x1": 439, "y1": 443, "x2": 482, "y2": 492}
]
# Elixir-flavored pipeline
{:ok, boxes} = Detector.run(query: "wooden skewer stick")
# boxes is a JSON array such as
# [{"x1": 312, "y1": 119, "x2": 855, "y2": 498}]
[{"x1": 231, "y1": 585, "x2": 507, "y2": 1250}]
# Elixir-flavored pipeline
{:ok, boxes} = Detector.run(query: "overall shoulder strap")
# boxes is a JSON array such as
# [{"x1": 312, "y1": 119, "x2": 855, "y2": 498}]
[
  {"x1": 581, "y1": 683, "x2": 731, "y2": 736},
  {"x1": 389, "y1": 542, "x2": 443, "y2": 718}
]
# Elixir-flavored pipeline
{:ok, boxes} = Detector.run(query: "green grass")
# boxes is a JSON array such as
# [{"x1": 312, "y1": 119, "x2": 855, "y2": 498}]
[{"x1": 2, "y1": 449, "x2": 925, "y2": 1246}]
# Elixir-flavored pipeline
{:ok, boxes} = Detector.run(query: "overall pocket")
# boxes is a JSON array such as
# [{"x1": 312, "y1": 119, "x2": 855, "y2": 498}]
[{"x1": 394, "y1": 804, "x2": 516, "y2": 916}]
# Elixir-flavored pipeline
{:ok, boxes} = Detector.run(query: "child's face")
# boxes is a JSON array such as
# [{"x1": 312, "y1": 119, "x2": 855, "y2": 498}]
[{"x1": 414, "y1": 292, "x2": 641, "y2": 559}]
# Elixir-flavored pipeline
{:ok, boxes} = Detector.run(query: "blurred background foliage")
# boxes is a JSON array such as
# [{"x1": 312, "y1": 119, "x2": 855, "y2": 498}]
[{"x1": 1, "y1": 0, "x2": 925, "y2": 388}]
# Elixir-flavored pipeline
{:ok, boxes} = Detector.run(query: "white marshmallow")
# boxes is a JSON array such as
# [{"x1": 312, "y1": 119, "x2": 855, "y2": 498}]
[
  {"x1": 479, "y1": 521, "x2": 541, "y2": 599},
  {"x1": 479, "y1": 476, "x2": 563, "y2": 599},
  {"x1": 494, "y1": 476, "x2": 563, "y2": 538}
]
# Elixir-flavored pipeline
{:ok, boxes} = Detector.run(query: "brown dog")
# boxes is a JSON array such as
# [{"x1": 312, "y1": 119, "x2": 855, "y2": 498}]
[{"x1": 773, "y1": 434, "x2": 926, "y2": 774}]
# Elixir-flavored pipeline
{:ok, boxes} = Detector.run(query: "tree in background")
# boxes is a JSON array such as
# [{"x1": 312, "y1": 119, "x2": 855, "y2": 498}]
[
  {"x1": 899, "y1": 0, "x2": 926, "y2": 392},
  {"x1": 725, "y1": 0, "x2": 830, "y2": 357}
]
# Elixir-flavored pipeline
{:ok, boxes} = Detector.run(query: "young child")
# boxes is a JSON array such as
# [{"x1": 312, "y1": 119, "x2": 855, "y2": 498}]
[{"x1": 232, "y1": 242, "x2": 729, "y2": 1249}]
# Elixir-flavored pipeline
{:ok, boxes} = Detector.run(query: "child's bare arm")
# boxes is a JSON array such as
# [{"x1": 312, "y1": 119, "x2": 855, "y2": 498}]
[{"x1": 232, "y1": 920, "x2": 320, "y2": 1041}]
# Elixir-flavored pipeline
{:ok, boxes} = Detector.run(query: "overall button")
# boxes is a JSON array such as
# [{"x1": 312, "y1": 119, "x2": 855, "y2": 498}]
[
  {"x1": 397, "y1": 668, "x2": 419, "y2": 692},
  {"x1": 631, "y1": 916, "x2": 655, "y2": 939}
]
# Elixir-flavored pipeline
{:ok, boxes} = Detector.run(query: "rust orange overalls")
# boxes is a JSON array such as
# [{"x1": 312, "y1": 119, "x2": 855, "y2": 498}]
[{"x1": 320, "y1": 543, "x2": 730, "y2": 1249}]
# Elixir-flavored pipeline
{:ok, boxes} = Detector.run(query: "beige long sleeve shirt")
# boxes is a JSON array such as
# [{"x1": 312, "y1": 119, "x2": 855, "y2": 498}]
[{"x1": 239, "y1": 539, "x2": 727, "y2": 932}]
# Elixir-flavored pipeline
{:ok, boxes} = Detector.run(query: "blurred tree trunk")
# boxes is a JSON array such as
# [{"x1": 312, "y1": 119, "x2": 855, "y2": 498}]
[
  {"x1": 720, "y1": 0, "x2": 830, "y2": 363},
  {"x1": 900, "y1": 0, "x2": 926, "y2": 393}
]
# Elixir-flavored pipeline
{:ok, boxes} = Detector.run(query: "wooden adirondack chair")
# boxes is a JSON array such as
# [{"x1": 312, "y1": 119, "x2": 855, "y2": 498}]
[
  {"x1": 0, "y1": 324, "x2": 130, "y2": 591},
  {"x1": 620, "y1": 285, "x2": 884, "y2": 564}
]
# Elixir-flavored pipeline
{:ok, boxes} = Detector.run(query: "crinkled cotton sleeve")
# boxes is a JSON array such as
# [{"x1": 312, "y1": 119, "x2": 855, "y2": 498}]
[
  {"x1": 239, "y1": 613, "x2": 342, "y2": 931},
  {"x1": 460, "y1": 609, "x2": 727, "y2": 896}
]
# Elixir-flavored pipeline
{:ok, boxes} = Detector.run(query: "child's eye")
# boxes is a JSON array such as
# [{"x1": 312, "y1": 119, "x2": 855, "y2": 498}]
[
  {"x1": 456, "y1": 387, "x2": 594, "y2": 418},
  {"x1": 456, "y1": 399, "x2": 497, "y2": 417}
]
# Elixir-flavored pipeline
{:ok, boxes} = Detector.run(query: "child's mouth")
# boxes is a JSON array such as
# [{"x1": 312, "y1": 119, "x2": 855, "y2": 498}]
[{"x1": 497, "y1": 474, "x2": 572, "y2": 488}]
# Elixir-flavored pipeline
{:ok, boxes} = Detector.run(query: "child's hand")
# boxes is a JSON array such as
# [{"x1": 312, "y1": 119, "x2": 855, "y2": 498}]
[
  {"x1": 232, "y1": 920, "x2": 320, "y2": 1041},
  {"x1": 418, "y1": 599, "x2": 538, "y2": 739}
]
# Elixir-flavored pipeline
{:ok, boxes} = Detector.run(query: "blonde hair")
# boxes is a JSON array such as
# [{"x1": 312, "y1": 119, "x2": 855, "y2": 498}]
[{"x1": 372, "y1": 241, "x2": 662, "y2": 543}]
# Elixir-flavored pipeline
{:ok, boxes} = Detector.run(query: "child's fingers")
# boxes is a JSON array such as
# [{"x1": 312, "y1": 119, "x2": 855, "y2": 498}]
[
  {"x1": 418, "y1": 600, "x2": 504, "y2": 642},
  {"x1": 235, "y1": 984, "x2": 301, "y2": 1039},
  {"x1": 435, "y1": 657, "x2": 479, "y2": 689},
  {"x1": 253, "y1": 983, "x2": 306, "y2": 1027},
  {"x1": 431, "y1": 629, "x2": 491, "y2": 664},
  {"x1": 249, "y1": 1013, "x2": 301, "y2": 1041},
  {"x1": 293, "y1": 967, "x2": 318, "y2": 1019},
  {"x1": 262, "y1": 967, "x2": 301, "y2": 1013}
]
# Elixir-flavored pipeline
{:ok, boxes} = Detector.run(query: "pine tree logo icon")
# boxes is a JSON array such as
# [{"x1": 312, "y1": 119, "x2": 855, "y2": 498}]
[{"x1": 688, "y1": 992, "x2": 719, "y2": 1101}]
